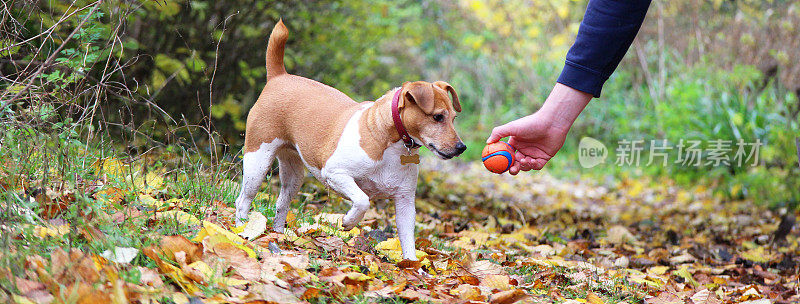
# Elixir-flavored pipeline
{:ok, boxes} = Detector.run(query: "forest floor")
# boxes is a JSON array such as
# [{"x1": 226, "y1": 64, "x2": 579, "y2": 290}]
[{"x1": 2, "y1": 153, "x2": 798, "y2": 304}]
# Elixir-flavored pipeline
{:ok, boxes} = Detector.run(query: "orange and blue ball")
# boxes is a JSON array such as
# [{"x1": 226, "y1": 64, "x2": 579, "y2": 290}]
[{"x1": 482, "y1": 141, "x2": 515, "y2": 174}]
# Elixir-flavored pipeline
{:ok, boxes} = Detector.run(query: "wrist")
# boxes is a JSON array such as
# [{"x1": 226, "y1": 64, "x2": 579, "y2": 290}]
[{"x1": 539, "y1": 83, "x2": 591, "y2": 132}]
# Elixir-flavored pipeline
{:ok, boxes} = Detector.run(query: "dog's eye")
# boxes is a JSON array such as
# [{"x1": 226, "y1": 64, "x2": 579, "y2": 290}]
[{"x1": 433, "y1": 114, "x2": 445, "y2": 122}]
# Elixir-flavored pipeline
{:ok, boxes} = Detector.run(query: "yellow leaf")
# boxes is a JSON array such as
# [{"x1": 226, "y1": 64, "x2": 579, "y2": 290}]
[
  {"x1": 138, "y1": 194, "x2": 171, "y2": 211},
  {"x1": 33, "y1": 223, "x2": 69, "y2": 238},
  {"x1": 647, "y1": 266, "x2": 670, "y2": 275},
  {"x1": 155, "y1": 210, "x2": 201, "y2": 226},
  {"x1": 135, "y1": 172, "x2": 165, "y2": 190},
  {"x1": 186, "y1": 260, "x2": 213, "y2": 280},
  {"x1": 344, "y1": 272, "x2": 371, "y2": 281},
  {"x1": 375, "y1": 238, "x2": 402, "y2": 251},
  {"x1": 165, "y1": 267, "x2": 200, "y2": 294},
  {"x1": 193, "y1": 221, "x2": 258, "y2": 258},
  {"x1": 218, "y1": 276, "x2": 249, "y2": 287},
  {"x1": 587, "y1": 292, "x2": 605, "y2": 304},
  {"x1": 741, "y1": 247, "x2": 770, "y2": 263},
  {"x1": 12, "y1": 295, "x2": 37, "y2": 304},
  {"x1": 673, "y1": 267, "x2": 699, "y2": 287},
  {"x1": 92, "y1": 157, "x2": 126, "y2": 176},
  {"x1": 375, "y1": 238, "x2": 429, "y2": 265}
]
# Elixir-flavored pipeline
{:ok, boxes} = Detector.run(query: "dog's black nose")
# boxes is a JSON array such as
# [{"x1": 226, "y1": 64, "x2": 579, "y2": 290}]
[{"x1": 455, "y1": 142, "x2": 467, "y2": 155}]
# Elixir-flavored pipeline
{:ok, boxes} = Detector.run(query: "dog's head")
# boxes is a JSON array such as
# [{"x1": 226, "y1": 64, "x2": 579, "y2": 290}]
[{"x1": 398, "y1": 81, "x2": 466, "y2": 159}]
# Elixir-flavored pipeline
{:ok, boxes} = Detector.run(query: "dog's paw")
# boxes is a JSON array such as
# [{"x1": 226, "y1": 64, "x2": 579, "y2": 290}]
[
  {"x1": 234, "y1": 216, "x2": 247, "y2": 227},
  {"x1": 340, "y1": 222, "x2": 358, "y2": 231}
]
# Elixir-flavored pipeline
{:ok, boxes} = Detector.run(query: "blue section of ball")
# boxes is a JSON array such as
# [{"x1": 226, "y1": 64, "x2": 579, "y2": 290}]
[{"x1": 481, "y1": 150, "x2": 513, "y2": 172}]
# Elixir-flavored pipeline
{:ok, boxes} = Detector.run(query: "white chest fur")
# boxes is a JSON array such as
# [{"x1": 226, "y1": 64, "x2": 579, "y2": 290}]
[{"x1": 321, "y1": 105, "x2": 419, "y2": 200}]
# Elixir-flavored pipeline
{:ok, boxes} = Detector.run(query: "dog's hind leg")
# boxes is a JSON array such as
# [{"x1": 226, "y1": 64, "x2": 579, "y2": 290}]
[
  {"x1": 272, "y1": 149, "x2": 305, "y2": 233},
  {"x1": 235, "y1": 141, "x2": 280, "y2": 225}
]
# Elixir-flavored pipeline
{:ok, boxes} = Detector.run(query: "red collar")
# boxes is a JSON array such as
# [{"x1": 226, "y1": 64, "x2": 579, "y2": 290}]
[{"x1": 391, "y1": 89, "x2": 419, "y2": 149}]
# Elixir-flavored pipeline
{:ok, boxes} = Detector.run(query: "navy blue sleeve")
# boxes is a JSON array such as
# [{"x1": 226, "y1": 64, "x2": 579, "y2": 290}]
[{"x1": 557, "y1": 0, "x2": 651, "y2": 98}]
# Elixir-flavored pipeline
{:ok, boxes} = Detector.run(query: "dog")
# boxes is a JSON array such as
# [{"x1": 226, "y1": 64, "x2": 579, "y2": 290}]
[{"x1": 234, "y1": 20, "x2": 466, "y2": 260}]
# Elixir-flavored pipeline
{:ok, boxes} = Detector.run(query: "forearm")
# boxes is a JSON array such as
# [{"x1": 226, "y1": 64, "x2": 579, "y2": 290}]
[
  {"x1": 557, "y1": 0, "x2": 651, "y2": 97},
  {"x1": 539, "y1": 83, "x2": 592, "y2": 132}
]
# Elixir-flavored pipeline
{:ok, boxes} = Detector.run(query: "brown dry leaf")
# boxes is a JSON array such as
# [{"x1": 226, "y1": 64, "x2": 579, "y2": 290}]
[
  {"x1": 648, "y1": 248, "x2": 669, "y2": 261},
  {"x1": 646, "y1": 292, "x2": 683, "y2": 304},
  {"x1": 364, "y1": 284, "x2": 397, "y2": 298},
  {"x1": 587, "y1": 292, "x2": 605, "y2": 304},
  {"x1": 319, "y1": 267, "x2": 371, "y2": 288},
  {"x1": 75, "y1": 282, "x2": 111, "y2": 304},
  {"x1": 605, "y1": 225, "x2": 637, "y2": 245},
  {"x1": 490, "y1": 289, "x2": 527, "y2": 304},
  {"x1": 481, "y1": 274, "x2": 514, "y2": 291},
  {"x1": 399, "y1": 288, "x2": 427, "y2": 301},
  {"x1": 468, "y1": 260, "x2": 505, "y2": 280},
  {"x1": 160, "y1": 235, "x2": 203, "y2": 264},
  {"x1": 459, "y1": 275, "x2": 480, "y2": 285},
  {"x1": 50, "y1": 248, "x2": 68, "y2": 276},
  {"x1": 251, "y1": 283, "x2": 301, "y2": 303},
  {"x1": 211, "y1": 241, "x2": 260, "y2": 280},
  {"x1": 137, "y1": 266, "x2": 164, "y2": 288},
  {"x1": 313, "y1": 236, "x2": 345, "y2": 253},
  {"x1": 14, "y1": 277, "x2": 46, "y2": 295},
  {"x1": 36, "y1": 189, "x2": 72, "y2": 219},
  {"x1": 669, "y1": 253, "x2": 696, "y2": 265},
  {"x1": 74, "y1": 254, "x2": 100, "y2": 283},
  {"x1": 451, "y1": 284, "x2": 486, "y2": 301},
  {"x1": 690, "y1": 289, "x2": 721, "y2": 304},
  {"x1": 397, "y1": 259, "x2": 422, "y2": 270},
  {"x1": 301, "y1": 287, "x2": 321, "y2": 300}
]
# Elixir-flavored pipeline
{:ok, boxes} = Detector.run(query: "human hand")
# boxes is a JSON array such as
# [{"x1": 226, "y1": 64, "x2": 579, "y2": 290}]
[
  {"x1": 486, "y1": 83, "x2": 591, "y2": 174},
  {"x1": 486, "y1": 112, "x2": 569, "y2": 174}
]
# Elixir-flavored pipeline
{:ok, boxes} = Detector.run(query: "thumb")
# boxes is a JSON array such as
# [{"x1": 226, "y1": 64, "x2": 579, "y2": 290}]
[{"x1": 486, "y1": 124, "x2": 514, "y2": 144}]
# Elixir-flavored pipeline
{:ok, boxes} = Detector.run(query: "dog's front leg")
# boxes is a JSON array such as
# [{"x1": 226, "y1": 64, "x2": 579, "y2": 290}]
[
  {"x1": 325, "y1": 173, "x2": 370, "y2": 230},
  {"x1": 394, "y1": 193, "x2": 417, "y2": 260}
]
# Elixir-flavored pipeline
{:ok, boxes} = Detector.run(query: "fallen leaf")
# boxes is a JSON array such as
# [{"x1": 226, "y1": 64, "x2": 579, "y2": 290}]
[
  {"x1": 468, "y1": 260, "x2": 505, "y2": 280},
  {"x1": 100, "y1": 246, "x2": 138, "y2": 264},
  {"x1": 605, "y1": 225, "x2": 637, "y2": 244},
  {"x1": 210, "y1": 241, "x2": 260, "y2": 280},
  {"x1": 587, "y1": 292, "x2": 605, "y2": 304},
  {"x1": 160, "y1": 235, "x2": 203, "y2": 264},
  {"x1": 237, "y1": 211, "x2": 267, "y2": 240},
  {"x1": 481, "y1": 274, "x2": 514, "y2": 291},
  {"x1": 451, "y1": 284, "x2": 486, "y2": 301},
  {"x1": 32, "y1": 223, "x2": 69, "y2": 238},
  {"x1": 155, "y1": 210, "x2": 201, "y2": 226},
  {"x1": 645, "y1": 292, "x2": 682, "y2": 304},
  {"x1": 490, "y1": 289, "x2": 526, "y2": 304},
  {"x1": 648, "y1": 266, "x2": 670, "y2": 275},
  {"x1": 690, "y1": 289, "x2": 721, "y2": 304}
]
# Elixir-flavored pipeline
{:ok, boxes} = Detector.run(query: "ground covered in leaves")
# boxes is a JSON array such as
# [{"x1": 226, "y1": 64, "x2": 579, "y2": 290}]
[{"x1": 1, "y1": 152, "x2": 798, "y2": 303}]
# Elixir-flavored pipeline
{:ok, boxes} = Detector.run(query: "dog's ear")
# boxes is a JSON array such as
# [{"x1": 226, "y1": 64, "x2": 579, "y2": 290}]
[
  {"x1": 433, "y1": 81, "x2": 461, "y2": 112},
  {"x1": 401, "y1": 81, "x2": 435, "y2": 114}
]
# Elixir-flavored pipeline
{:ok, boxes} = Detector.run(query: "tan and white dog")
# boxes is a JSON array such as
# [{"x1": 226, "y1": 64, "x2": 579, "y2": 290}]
[{"x1": 234, "y1": 20, "x2": 466, "y2": 260}]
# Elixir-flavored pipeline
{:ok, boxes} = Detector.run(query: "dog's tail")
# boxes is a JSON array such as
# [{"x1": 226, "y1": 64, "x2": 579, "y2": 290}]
[{"x1": 266, "y1": 19, "x2": 288, "y2": 81}]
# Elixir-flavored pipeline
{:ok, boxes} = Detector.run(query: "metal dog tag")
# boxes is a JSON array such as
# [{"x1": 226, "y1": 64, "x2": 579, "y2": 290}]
[{"x1": 400, "y1": 154, "x2": 419, "y2": 165}]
